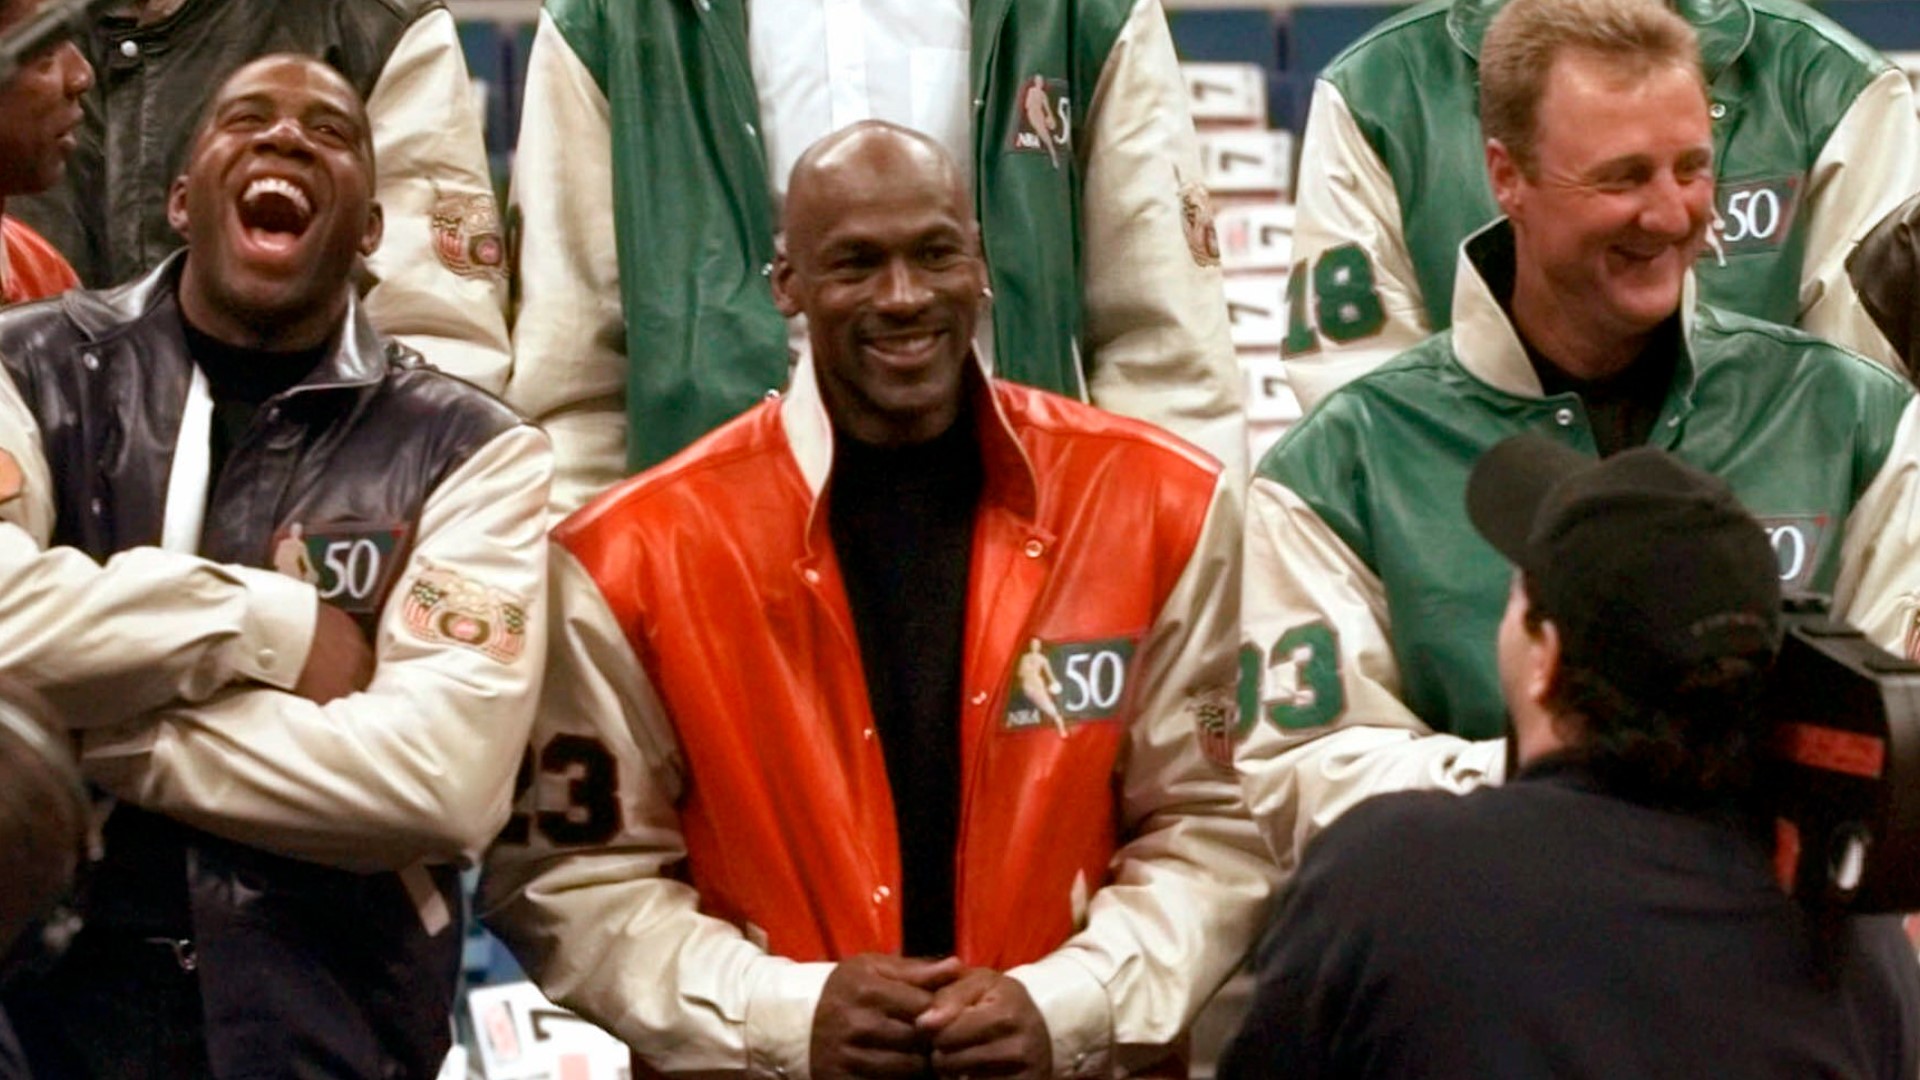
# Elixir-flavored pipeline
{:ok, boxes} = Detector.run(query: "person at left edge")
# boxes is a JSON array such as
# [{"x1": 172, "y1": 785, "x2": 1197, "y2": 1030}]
[
  {"x1": 12, "y1": 0, "x2": 511, "y2": 393},
  {"x1": 0, "y1": 54, "x2": 551, "y2": 1079},
  {"x1": 0, "y1": 0, "x2": 92, "y2": 305},
  {"x1": 482, "y1": 120, "x2": 1272, "y2": 1079}
]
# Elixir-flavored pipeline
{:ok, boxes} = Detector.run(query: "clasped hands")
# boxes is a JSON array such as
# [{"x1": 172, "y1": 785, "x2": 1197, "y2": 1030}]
[{"x1": 810, "y1": 953, "x2": 1052, "y2": 1080}]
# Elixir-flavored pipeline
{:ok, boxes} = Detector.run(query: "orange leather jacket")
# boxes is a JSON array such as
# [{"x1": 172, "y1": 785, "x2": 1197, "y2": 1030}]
[
  {"x1": 483, "y1": 358, "x2": 1274, "y2": 1078},
  {"x1": 1, "y1": 217, "x2": 77, "y2": 306}
]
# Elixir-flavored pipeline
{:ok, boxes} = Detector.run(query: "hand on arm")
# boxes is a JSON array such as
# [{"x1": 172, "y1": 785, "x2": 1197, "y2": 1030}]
[{"x1": 290, "y1": 600, "x2": 373, "y2": 705}]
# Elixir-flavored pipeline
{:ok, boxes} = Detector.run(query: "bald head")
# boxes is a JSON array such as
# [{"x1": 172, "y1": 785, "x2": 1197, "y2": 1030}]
[
  {"x1": 770, "y1": 121, "x2": 989, "y2": 447},
  {"x1": 783, "y1": 121, "x2": 972, "y2": 256}
]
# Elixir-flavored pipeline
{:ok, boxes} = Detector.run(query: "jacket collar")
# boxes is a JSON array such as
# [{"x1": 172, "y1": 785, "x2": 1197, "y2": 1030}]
[
  {"x1": 66, "y1": 249, "x2": 391, "y2": 395},
  {"x1": 780, "y1": 346, "x2": 1041, "y2": 520},
  {"x1": 1447, "y1": 218, "x2": 1700, "y2": 399},
  {"x1": 1448, "y1": 0, "x2": 1754, "y2": 79}
]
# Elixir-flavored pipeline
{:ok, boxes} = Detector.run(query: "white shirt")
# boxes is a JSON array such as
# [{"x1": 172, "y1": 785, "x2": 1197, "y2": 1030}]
[{"x1": 747, "y1": 0, "x2": 973, "y2": 208}]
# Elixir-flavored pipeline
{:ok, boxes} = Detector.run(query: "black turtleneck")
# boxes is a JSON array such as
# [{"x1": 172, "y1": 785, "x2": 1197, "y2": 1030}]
[
  {"x1": 1476, "y1": 226, "x2": 1682, "y2": 458},
  {"x1": 827, "y1": 413, "x2": 983, "y2": 958},
  {"x1": 181, "y1": 318, "x2": 325, "y2": 483},
  {"x1": 1525, "y1": 320, "x2": 1680, "y2": 459}
]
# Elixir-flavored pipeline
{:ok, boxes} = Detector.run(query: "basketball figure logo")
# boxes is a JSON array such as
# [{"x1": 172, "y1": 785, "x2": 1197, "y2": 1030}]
[{"x1": 1016, "y1": 637, "x2": 1070, "y2": 738}]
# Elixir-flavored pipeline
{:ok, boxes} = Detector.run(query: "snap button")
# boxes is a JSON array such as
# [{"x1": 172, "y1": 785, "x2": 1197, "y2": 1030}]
[
  {"x1": 763, "y1": 388, "x2": 780, "y2": 401},
  {"x1": 970, "y1": 691, "x2": 987, "y2": 706},
  {"x1": 89, "y1": 497, "x2": 103, "y2": 516},
  {"x1": 1553, "y1": 407, "x2": 1574, "y2": 426},
  {"x1": 743, "y1": 121, "x2": 758, "y2": 138},
  {"x1": 119, "y1": 39, "x2": 138, "y2": 59},
  {"x1": 258, "y1": 648, "x2": 276, "y2": 668},
  {"x1": 871, "y1": 885, "x2": 891, "y2": 904},
  {"x1": 802, "y1": 568, "x2": 820, "y2": 585},
  {"x1": 81, "y1": 352, "x2": 99, "y2": 370},
  {"x1": 1667, "y1": 415, "x2": 1681, "y2": 428},
  {"x1": 1709, "y1": 102, "x2": 1727, "y2": 119},
  {"x1": 1023, "y1": 539, "x2": 1044, "y2": 558}
]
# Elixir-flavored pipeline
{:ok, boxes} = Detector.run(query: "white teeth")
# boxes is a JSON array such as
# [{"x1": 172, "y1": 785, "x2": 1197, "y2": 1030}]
[{"x1": 242, "y1": 176, "x2": 311, "y2": 217}]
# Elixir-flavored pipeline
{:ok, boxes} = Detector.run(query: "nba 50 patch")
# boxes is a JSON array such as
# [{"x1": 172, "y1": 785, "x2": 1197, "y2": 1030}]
[
  {"x1": 1009, "y1": 75, "x2": 1071, "y2": 169},
  {"x1": 1753, "y1": 513, "x2": 1830, "y2": 592},
  {"x1": 1704, "y1": 174, "x2": 1802, "y2": 264},
  {"x1": 1003, "y1": 634, "x2": 1138, "y2": 736},
  {"x1": 271, "y1": 521, "x2": 409, "y2": 615}
]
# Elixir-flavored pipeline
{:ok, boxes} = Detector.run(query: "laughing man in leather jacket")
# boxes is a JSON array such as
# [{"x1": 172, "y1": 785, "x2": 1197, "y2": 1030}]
[{"x1": 0, "y1": 55, "x2": 550, "y2": 1078}]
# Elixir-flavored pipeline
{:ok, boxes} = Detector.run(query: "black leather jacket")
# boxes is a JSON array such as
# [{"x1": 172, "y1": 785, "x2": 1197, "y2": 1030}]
[
  {"x1": 15, "y1": 0, "x2": 436, "y2": 287},
  {"x1": 0, "y1": 253, "x2": 521, "y2": 1077}
]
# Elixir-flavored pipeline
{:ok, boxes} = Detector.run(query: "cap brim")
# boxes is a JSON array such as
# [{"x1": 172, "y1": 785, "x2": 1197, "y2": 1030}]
[{"x1": 1466, "y1": 435, "x2": 1599, "y2": 565}]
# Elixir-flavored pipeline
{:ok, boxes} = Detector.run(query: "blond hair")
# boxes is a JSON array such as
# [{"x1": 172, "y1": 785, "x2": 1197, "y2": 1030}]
[{"x1": 1480, "y1": 0, "x2": 1705, "y2": 173}]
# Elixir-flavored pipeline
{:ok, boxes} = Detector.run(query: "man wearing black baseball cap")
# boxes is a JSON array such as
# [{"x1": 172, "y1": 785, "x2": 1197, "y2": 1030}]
[
  {"x1": 1237, "y1": 0, "x2": 1920, "y2": 885},
  {"x1": 1219, "y1": 434, "x2": 1920, "y2": 1079}
]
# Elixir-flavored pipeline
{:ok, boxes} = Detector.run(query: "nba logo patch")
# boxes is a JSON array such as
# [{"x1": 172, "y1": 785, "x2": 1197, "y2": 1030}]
[
  {"x1": 1009, "y1": 75, "x2": 1071, "y2": 169},
  {"x1": 1003, "y1": 635, "x2": 1138, "y2": 737}
]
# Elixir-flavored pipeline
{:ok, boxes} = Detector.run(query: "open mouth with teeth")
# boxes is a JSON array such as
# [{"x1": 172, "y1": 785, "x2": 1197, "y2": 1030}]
[
  {"x1": 234, "y1": 176, "x2": 316, "y2": 257},
  {"x1": 860, "y1": 327, "x2": 949, "y2": 368}
]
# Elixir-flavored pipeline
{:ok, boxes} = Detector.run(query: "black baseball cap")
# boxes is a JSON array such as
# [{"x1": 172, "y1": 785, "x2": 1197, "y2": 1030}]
[{"x1": 1466, "y1": 435, "x2": 1782, "y2": 705}]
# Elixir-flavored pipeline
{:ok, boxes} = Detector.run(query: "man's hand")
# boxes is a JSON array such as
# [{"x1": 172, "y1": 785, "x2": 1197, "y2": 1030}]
[
  {"x1": 292, "y1": 601, "x2": 373, "y2": 704},
  {"x1": 917, "y1": 967, "x2": 1051, "y2": 1079},
  {"x1": 811, "y1": 953, "x2": 963, "y2": 1079}
]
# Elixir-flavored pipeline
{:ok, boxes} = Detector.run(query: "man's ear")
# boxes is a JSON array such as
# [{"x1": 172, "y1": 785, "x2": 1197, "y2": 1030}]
[
  {"x1": 359, "y1": 201, "x2": 385, "y2": 258},
  {"x1": 1524, "y1": 613, "x2": 1563, "y2": 713},
  {"x1": 770, "y1": 234, "x2": 801, "y2": 318},
  {"x1": 166, "y1": 177, "x2": 191, "y2": 239},
  {"x1": 1486, "y1": 138, "x2": 1524, "y2": 218}
]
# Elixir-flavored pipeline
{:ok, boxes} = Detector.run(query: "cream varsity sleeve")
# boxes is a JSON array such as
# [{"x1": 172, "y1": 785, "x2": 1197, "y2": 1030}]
[
  {"x1": 1237, "y1": 470, "x2": 1505, "y2": 876},
  {"x1": 1078, "y1": 0, "x2": 1246, "y2": 482},
  {"x1": 81, "y1": 424, "x2": 552, "y2": 871},
  {"x1": 1832, "y1": 397, "x2": 1920, "y2": 655},
  {"x1": 360, "y1": 7, "x2": 513, "y2": 394},
  {"x1": 479, "y1": 547, "x2": 832, "y2": 1078},
  {"x1": 502, "y1": 11, "x2": 629, "y2": 517},
  {"x1": 1008, "y1": 473, "x2": 1276, "y2": 1077},
  {"x1": 1281, "y1": 80, "x2": 1433, "y2": 414},
  {"x1": 0, "y1": 365, "x2": 316, "y2": 729},
  {"x1": 1794, "y1": 67, "x2": 1920, "y2": 370}
]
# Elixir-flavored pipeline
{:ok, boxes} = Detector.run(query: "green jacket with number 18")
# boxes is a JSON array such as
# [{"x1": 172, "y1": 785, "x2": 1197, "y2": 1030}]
[
  {"x1": 1281, "y1": 0, "x2": 1920, "y2": 410},
  {"x1": 1237, "y1": 221, "x2": 1920, "y2": 875},
  {"x1": 503, "y1": 0, "x2": 1243, "y2": 514}
]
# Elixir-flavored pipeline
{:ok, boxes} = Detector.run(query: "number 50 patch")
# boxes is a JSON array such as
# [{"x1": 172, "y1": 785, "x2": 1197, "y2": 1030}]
[
  {"x1": 1003, "y1": 635, "x2": 1139, "y2": 734},
  {"x1": 1708, "y1": 174, "x2": 1801, "y2": 261},
  {"x1": 270, "y1": 522, "x2": 409, "y2": 615}
]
